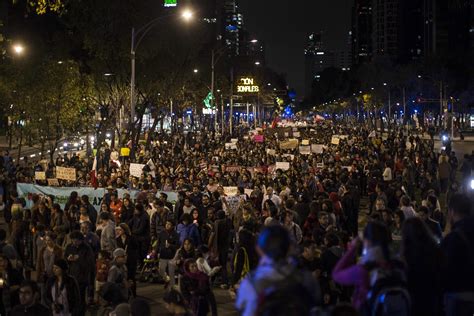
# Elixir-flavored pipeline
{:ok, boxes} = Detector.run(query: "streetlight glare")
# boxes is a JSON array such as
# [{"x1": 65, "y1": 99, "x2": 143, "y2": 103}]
[
  {"x1": 13, "y1": 44, "x2": 24, "y2": 55},
  {"x1": 251, "y1": 39, "x2": 258, "y2": 43},
  {"x1": 193, "y1": 69, "x2": 198, "y2": 73},
  {"x1": 255, "y1": 61, "x2": 260, "y2": 65},
  {"x1": 182, "y1": 10, "x2": 193, "y2": 21}
]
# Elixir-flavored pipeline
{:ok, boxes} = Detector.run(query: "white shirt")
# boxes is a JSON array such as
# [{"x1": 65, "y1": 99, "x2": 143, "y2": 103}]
[
  {"x1": 383, "y1": 167, "x2": 393, "y2": 181},
  {"x1": 262, "y1": 194, "x2": 281, "y2": 210}
]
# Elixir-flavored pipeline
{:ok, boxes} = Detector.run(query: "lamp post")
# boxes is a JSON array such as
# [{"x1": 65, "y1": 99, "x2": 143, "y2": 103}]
[
  {"x1": 130, "y1": 10, "x2": 193, "y2": 127},
  {"x1": 418, "y1": 75, "x2": 444, "y2": 128},
  {"x1": 211, "y1": 46, "x2": 228, "y2": 133}
]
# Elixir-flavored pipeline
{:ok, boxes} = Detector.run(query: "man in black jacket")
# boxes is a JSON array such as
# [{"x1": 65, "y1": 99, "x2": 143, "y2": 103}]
[
  {"x1": 11, "y1": 280, "x2": 51, "y2": 316},
  {"x1": 418, "y1": 206, "x2": 443, "y2": 241},
  {"x1": 64, "y1": 231, "x2": 95, "y2": 316},
  {"x1": 156, "y1": 220, "x2": 179, "y2": 287},
  {"x1": 441, "y1": 193, "x2": 474, "y2": 316}
]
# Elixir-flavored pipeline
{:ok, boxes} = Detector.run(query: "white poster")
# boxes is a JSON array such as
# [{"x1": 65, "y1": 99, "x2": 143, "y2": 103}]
[
  {"x1": 311, "y1": 144, "x2": 325, "y2": 154},
  {"x1": 225, "y1": 143, "x2": 237, "y2": 150},
  {"x1": 129, "y1": 163, "x2": 145, "y2": 178},
  {"x1": 223, "y1": 186, "x2": 239, "y2": 196},
  {"x1": 299, "y1": 145, "x2": 311, "y2": 155},
  {"x1": 56, "y1": 167, "x2": 76, "y2": 181},
  {"x1": 275, "y1": 162, "x2": 290, "y2": 171}
]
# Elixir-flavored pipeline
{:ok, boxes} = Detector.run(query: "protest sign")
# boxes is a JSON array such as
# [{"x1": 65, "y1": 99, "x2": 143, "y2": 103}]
[
  {"x1": 223, "y1": 186, "x2": 239, "y2": 196},
  {"x1": 279, "y1": 139, "x2": 298, "y2": 150},
  {"x1": 282, "y1": 154, "x2": 294, "y2": 161},
  {"x1": 129, "y1": 163, "x2": 145, "y2": 178},
  {"x1": 35, "y1": 171, "x2": 46, "y2": 181},
  {"x1": 311, "y1": 144, "x2": 325, "y2": 154},
  {"x1": 225, "y1": 143, "x2": 237, "y2": 150},
  {"x1": 225, "y1": 166, "x2": 241, "y2": 172},
  {"x1": 56, "y1": 166, "x2": 76, "y2": 181},
  {"x1": 120, "y1": 147, "x2": 130, "y2": 157},
  {"x1": 275, "y1": 162, "x2": 290, "y2": 171},
  {"x1": 301, "y1": 139, "x2": 310, "y2": 145},
  {"x1": 254, "y1": 135, "x2": 264, "y2": 143},
  {"x1": 331, "y1": 136, "x2": 340, "y2": 145},
  {"x1": 230, "y1": 138, "x2": 238, "y2": 143},
  {"x1": 47, "y1": 179, "x2": 59, "y2": 186},
  {"x1": 299, "y1": 145, "x2": 311, "y2": 155},
  {"x1": 266, "y1": 149, "x2": 276, "y2": 156}
]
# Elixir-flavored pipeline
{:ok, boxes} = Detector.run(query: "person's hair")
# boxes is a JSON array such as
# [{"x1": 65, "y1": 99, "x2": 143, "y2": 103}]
[
  {"x1": 301, "y1": 240, "x2": 315, "y2": 250},
  {"x1": 400, "y1": 195, "x2": 411, "y2": 207},
  {"x1": 197, "y1": 245, "x2": 209, "y2": 257},
  {"x1": 69, "y1": 230, "x2": 84, "y2": 241},
  {"x1": 427, "y1": 195, "x2": 438, "y2": 208},
  {"x1": 394, "y1": 209, "x2": 405, "y2": 223},
  {"x1": 0, "y1": 229, "x2": 6, "y2": 241},
  {"x1": 160, "y1": 193, "x2": 168, "y2": 200},
  {"x1": 417, "y1": 205, "x2": 430, "y2": 215},
  {"x1": 363, "y1": 221, "x2": 391, "y2": 260},
  {"x1": 182, "y1": 238, "x2": 194, "y2": 249},
  {"x1": 100, "y1": 211, "x2": 110, "y2": 220},
  {"x1": 134, "y1": 203, "x2": 144, "y2": 214},
  {"x1": 401, "y1": 217, "x2": 441, "y2": 271},
  {"x1": 20, "y1": 280, "x2": 40, "y2": 294},
  {"x1": 325, "y1": 232, "x2": 340, "y2": 247},
  {"x1": 165, "y1": 219, "x2": 175, "y2": 226},
  {"x1": 81, "y1": 195, "x2": 89, "y2": 202},
  {"x1": 181, "y1": 213, "x2": 192, "y2": 223},
  {"x1": 257, "y1": 225, "x2": 290, "y2": 261},
  {"x1": 448, "y1": 193, "x2": 472, "y2": 218},
  {"x1": 318, "y1": 211, "x2": 329, "y2": 219},
  {"x1": 131, "y1": 298, "x2": 151, "y2": 316}
]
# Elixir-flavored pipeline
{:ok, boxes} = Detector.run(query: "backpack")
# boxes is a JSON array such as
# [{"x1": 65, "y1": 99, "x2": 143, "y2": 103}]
[
  {"x1": 250, "y1": 266, "x2": 317, "y2": 316},
  {"x1": 365, "y1": 265, "x2": 411, "y2": 316}
]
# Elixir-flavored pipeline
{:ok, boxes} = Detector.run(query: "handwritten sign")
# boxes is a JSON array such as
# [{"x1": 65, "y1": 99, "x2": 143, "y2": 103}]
[
  {"x1": 266, "y1": 149, "x2": 276, "y2": 156},
  {"x1": 129, "y1": 163, "x2": 145, "y2": 178},
  {"x1": 225, "y1": 166, "x2": 241, "y2": 173},
  {"x1": 225, "y1": 143, "x2": 237, "y2": 150},
  {"x1": 47, "y1": 179, "x2": 59, "y2": 186},
  {"x1": 331, "y1": 136, "x2": 340, "y2": 145},
  {"x1": 299, "y1": 145, "x2": 311, "y2": 155},
  {"x1": 254, "y1": 135, "x2": 264, "y2": 143},
  {"x1": 275, "y1": 162, "x2": 290, "y2": 171},
  {"x1": 301, "y1": 139, "x2": 310, "y2": 145},
  {"x1": 311, "y1": 144, "x2": 325, "y2": 154},
  {"x1": 35, "y1": 171, "x2": 46, "y2": 181},
  {"x1": 223, "y1": 186, "x2": 239, "y2": 196},
  {"x1": 56, "y1": 167, "x2": 76, "y2": 181},
  {"x1": 280, "y1": 139, "x2": 298, "y2": 150}
]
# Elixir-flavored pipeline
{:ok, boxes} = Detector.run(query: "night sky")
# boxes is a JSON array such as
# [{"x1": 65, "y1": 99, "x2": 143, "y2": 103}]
[{"x1": 239, "y1": 0, "x2": 352, "y2": 98}]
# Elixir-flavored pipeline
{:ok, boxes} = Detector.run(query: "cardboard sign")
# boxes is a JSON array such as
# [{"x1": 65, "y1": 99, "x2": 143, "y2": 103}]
[
  {"x1": 299, "y1": 145, "x2": 311, "y2": 155},
  {"x1": 301, "y1": 139, "x2": 310, "y2": 145},
  {"x1": 331, "y1": 136, "x2": 340, "y2": 145},
  {"x1": 56, "y1": 167, "x2": 76, "y2": 181},
  {"x1": 225, "y1": 143, "x2": 237, "y2": 150},
  {"x1": 129, "y1": 163, "x2": 145, "y2": 178},
  {"x1": 231, "y1": 138, "x2": 238, "y2": 143},
  {"x1": 223, "y1": 186, "x2": 239, "y2": 196},
  {"x1": 35, "y1": 171, "x2": 46, "y2": 181},
  {"x1": 225, "y1": 166, "x2": 241, "y2": 173},
  {"x1": 120, "y1": 147, "x2": 130, "y2": 157},
  {"x1": 254, "y1": 135, "x2": 264, "y2": 143},
  {"x1": 266, "y1": 149, "x2": 276, "y2": 156},
  {"x1": 275, "y1": 162, "x2": 290, "y2": 171},
  {"x1": 311, "y1": 144, "x2": 325, "y2": 154},
  {"x1": 279, "y1": 139, "x2": 298, "y2": 150},
  {"x1": 47, "y1": 179, "x2": 59, "y2": 186}
]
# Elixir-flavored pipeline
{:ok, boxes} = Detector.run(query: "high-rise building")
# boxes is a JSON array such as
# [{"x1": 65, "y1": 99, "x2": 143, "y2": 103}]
[
  {"x1": 372, "y1": 0, "x2": 400, "y2": 58},
  {"x1": 304, "y1": 32, "x2": 324, "y2": 96},
  {"x1": 222, "y1": 0, "x2": 243, "y2": 57},
  {"x1": 351, "y1": 0, "x2": 373, "y2": 66}
]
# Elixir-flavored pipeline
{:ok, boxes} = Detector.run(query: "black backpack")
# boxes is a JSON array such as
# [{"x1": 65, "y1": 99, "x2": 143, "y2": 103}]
[
  {"x1": 250, "y1": 266, "x2": 318, "y2": 316},
  {"x1": 364, "y1": 265, "x2": 411, "y2": 316}
]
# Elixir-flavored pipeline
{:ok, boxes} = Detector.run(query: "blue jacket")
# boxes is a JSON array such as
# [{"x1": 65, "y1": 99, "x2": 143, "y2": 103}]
[{"x1": 177, "y1": 223, "x2": 201, "y2": 246}]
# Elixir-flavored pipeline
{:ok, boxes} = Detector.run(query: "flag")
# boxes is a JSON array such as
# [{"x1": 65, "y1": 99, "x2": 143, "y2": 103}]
[
  {"x1": 90, "y1": 155, "x2": 98, "y2": 189},
  {"x1": 147, "y1": 158, "x2": 156, "y2": 178}
]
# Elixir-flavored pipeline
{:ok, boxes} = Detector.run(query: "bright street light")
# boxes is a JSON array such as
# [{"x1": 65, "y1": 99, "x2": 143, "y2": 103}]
[
  {"x1": 255, "y1": 61, "x2": 260, "y2": 65},
  {"x1": 13, "y1": 44, "x2": 24, "y2": 55},
  {"x1": 182, "y1": 10, "x2": 193, "y2": 21},
  {"x1": 193, "y1": 69, "x2": 198, "y2": 73},
  {"x1": 383, "y1": 82, "x2": 387, "y2": 86},
  {"x1": 250, "y1": 39, "x2": 258, "y2": 43}
]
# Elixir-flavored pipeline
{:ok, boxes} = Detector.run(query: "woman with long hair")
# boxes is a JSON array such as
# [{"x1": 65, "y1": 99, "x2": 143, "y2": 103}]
[
  {"x1": 45, "y1": 259, "x2": 80, "y2": 316},
  {"x1": 332, "y1": 221, "x2": 394, "y2": 310},
  {"x1": 401, "y1": 217, "x2": 443, "y2": 316},
  {"x1": 115, "y1": 223, "x2": 139, "y2": 298},
  {"x1": 180, "y1": 259, "x2": 215, "y2": 316}
]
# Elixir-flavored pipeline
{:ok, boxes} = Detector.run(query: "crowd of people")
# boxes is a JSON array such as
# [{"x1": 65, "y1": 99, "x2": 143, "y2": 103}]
[{"x1": 0, "y1": 120, "x2": 473, "y2": 316}]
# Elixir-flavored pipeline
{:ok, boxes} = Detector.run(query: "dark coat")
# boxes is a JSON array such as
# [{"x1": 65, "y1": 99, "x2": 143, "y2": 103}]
[
  {"x1": 64, "y1": 242, "x2": 95, "y2": 284},
  {"x1": 45, "y1": 275, "x2": 81, "y2": 316}
]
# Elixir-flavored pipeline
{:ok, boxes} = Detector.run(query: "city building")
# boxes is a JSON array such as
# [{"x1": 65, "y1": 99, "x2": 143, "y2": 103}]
[
  {"x1": 222, "y1": 0, "x2": 244, "y2": 57},
  {"x1": 372, "y1": 0, "x2": 399, "y2": 59},
  {"x1": 351, "y1": 0, "x2": 373, "y2": 65}
]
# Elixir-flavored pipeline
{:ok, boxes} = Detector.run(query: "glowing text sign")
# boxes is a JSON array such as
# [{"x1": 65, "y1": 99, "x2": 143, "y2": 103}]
[{"x1": 237, "y1": 77, "x2": 259, "y2": 93}]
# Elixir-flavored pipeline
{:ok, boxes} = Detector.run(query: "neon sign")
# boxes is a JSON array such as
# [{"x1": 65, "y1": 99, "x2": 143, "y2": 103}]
[{"x1": 236, "y1": 77, "x2": 259, "y2": 93}]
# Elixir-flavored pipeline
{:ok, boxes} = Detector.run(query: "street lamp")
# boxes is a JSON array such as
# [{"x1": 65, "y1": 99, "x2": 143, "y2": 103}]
[
  {"x1": 12, "y1": 44, "x2": 24, "y2": 55},
  {"x1": 130, "y1": 10, "x2": 192, "y2": 127},
  {"x1": 254, "y1": 61, "x2": 260, "y2": 65},
  {"x1": 193, "y1": 68, "x2": 199, "y2": 73}
]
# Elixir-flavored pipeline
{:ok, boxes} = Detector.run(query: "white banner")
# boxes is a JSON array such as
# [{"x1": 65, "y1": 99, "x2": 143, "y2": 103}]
[
  {"x1": 16, "y1": 183, "x2": 178, "y2": 211},
  {"x1": 275, "y1": 162, "x2": 290, "y2": 171},
  {"x1": 299, "y1": 145, "x2": 311, "y2": 155}
]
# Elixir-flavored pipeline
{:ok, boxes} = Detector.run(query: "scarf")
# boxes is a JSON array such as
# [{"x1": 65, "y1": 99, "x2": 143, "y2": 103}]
[{"x1": 183, "y1": 259, "x2": 209, "y2": 288}]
